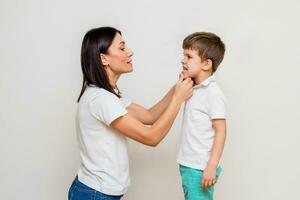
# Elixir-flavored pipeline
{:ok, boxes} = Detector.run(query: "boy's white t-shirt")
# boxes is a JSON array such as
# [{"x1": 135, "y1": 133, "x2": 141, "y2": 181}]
[
  {"x1": 76, "y1": 86, "x2": 131, "y2": 195},
  {"x1": 177, "y1": 75, "x2": 226, "y2": 170}
]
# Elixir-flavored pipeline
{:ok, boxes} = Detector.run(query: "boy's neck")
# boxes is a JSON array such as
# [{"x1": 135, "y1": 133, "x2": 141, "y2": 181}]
[{"x1": 194, "y1": 71, "x2": 213, "y2": 85}]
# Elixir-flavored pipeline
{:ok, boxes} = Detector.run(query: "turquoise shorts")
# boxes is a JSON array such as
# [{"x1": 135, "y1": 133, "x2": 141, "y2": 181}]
[{"x1": 179, "y1": 165, "x2": 222, "y2": 200}]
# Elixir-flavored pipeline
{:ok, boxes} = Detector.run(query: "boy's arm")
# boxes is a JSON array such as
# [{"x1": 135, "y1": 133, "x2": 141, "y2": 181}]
[
  {"x1": 127, "y1": 86, "x2": 174, "y2": 125},
  {"x1": 201, "y1": 119, "x2": 227, "y2": 189}
]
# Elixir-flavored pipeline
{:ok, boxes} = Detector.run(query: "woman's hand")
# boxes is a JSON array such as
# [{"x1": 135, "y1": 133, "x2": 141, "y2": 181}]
[{"x1": 174, "y1": 75, "x2": 193, "y2": 102}]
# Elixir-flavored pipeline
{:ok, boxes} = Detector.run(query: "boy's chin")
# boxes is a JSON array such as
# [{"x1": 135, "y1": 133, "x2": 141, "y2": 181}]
[
  {"x1": 183, "y1": 74, "x2": 196, "y2": 85},
  {"x1": 183, "y1": 74, "x2": 192, "y2": 80}
]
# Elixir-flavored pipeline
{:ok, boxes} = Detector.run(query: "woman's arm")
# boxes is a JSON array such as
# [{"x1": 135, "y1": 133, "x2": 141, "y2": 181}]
[
  {"x1": 127, "y1": 86, "x2": 174, "y2": 125},
  {"x1": 111, "y1": 77, "x2": 193, "y2": 146}
]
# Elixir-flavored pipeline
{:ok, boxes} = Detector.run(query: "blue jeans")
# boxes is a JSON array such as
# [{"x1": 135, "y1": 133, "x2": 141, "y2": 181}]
[{"x1": 68, "y1": 176, "x2": 123, "y2": 200}]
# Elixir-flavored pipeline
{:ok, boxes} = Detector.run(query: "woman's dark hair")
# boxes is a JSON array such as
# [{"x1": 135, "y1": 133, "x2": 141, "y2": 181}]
[{"x1": 77, "y1": 27, "x2": 121, "y2": 102}]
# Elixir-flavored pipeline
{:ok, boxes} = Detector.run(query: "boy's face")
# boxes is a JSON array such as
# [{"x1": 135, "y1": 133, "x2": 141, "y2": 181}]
[{"x1": 181, "y1": 49, "x2": 206, "y2": 79}]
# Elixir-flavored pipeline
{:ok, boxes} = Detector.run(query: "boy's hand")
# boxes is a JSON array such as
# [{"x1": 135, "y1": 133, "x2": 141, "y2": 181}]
[{"x1": 201, "y1": 165, "x2": 217, "y2": 190}]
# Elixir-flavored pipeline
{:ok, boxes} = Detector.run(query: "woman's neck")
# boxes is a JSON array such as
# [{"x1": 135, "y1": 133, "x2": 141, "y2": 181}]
[{"x1": 106, "y1": 67, "x2": 120, "y2": 88}]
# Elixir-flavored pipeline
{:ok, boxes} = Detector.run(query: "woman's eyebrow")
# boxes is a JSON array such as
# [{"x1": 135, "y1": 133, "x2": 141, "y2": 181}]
[{"x1": 120, "y1": 41, "x2": 125, "y2": 45}]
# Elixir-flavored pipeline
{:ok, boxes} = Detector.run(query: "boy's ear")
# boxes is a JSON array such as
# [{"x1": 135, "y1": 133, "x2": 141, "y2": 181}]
[
  {"x1": 100, "y1": 53, "x2": 109, "y2": 66},
  {"x1": 203, "y1": 59, "x2": 213, "y2": 71}
]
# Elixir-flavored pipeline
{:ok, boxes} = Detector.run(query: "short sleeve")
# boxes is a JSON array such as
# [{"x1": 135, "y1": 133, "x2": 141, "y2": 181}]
[
  {"x1": 208, "y1": 90, "x2": 226, "y2": 120},
  {"x1": 120, "y1": 97, "x2": 132, "y2": 108},
  {"x1": 90, "y1": 94, "x2": 128, "y2": 126}
]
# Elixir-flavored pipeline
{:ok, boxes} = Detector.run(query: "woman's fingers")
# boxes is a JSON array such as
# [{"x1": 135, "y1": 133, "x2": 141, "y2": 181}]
[
  {"x1": 174, "y1": 77, "x2": 193, "y2": 101},
  {"x1": 177, "y1": 73, "x2": 184, "y2": 83}
]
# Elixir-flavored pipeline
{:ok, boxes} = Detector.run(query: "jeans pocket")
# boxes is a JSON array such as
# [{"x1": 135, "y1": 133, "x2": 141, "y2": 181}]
[
  {"x1": 72, "y1": 185, "x2": 95, "y2": 200},
  {"x1": 70, "y1": 178, "x2": 96, "y2": 200}
]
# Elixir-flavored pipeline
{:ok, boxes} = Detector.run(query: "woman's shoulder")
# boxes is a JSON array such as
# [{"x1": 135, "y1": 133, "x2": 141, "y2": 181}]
[{"x1": 86, "y1": 86, "x2": 119, "y2": 101}]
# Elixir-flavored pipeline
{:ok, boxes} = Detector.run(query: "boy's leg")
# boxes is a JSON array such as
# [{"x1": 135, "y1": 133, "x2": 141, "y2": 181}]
[{"x1": 179, "y1": 165, "x2": 222, "y2": 200}]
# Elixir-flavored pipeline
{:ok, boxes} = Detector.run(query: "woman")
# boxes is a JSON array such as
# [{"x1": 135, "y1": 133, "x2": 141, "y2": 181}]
[{"x1": 68, "y1": 27, "x2": 193, "y2": 200}]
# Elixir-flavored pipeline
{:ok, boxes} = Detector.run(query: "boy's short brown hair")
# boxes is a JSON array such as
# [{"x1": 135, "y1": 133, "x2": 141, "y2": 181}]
[{"x1": 183, "y1": 32, "x2": 225, "y2": 72}]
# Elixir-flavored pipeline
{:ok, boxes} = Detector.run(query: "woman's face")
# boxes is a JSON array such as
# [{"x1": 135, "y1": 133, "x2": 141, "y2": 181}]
[{"x1": 104, "y1": 33, "x2": 133, "y2": 74}]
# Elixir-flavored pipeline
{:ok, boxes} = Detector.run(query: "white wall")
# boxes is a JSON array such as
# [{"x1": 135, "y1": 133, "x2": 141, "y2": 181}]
[{"x1": 1, "y1": 0, "x2": 300, "y2": 199}]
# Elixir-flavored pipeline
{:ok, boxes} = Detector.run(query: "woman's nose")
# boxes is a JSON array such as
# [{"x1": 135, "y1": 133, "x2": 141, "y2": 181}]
[{"x1": 128, "y1": 48, "x2": 133, "y2": 57}]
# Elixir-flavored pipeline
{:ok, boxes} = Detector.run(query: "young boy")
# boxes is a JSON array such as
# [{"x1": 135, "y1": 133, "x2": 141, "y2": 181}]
[{"x1": 177, "y1": 32, "x2": 227, "y2": 200}]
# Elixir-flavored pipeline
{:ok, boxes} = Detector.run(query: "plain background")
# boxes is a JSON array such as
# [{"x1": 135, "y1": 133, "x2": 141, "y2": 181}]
[{"x1": 1, "y1": 0, "x2": 300, "y2": 199}]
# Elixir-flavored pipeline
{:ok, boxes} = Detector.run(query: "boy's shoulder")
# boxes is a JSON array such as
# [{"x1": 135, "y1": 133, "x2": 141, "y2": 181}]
[
  {"x1": 189, "y1": 76, "x2": 226, "y2": 105},
  {"x1": 187, "y1": 82, "x2": 225, "y2": 109},
  {"x1": 207, "y1": 82, "x2": 225, "y2": 97},
  {"x1": 201, "y1": 82, "x2": 226, "y2": 105}
]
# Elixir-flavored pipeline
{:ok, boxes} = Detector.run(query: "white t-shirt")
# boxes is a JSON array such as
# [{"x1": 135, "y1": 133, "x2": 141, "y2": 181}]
[
  {"x1": 76, "y1": 86, "x2": 131, "y2": 195},
  {"x1": 177, "y1": 75, "x2": 226, "y2": 170}
]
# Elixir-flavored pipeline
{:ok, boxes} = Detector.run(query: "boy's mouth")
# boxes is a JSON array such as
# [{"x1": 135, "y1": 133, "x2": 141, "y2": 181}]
[{"x1": 182, "y1": 66, "x2": 188, "y2": 75}]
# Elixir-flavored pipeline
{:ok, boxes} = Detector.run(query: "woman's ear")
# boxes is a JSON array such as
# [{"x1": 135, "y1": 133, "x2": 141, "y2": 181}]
[{"x1": 100, "y1": 53, "x2": 109, "y2": 66}]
